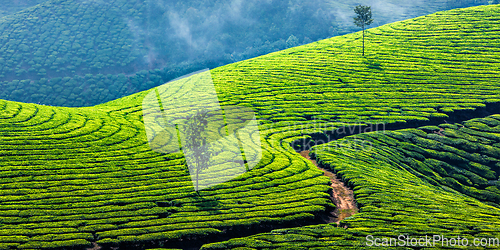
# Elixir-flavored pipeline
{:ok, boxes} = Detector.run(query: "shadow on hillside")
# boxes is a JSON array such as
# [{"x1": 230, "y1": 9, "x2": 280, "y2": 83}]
[
  {"x1": 189, "y1": 194, "x2": 223, "y2": 214},
  {"x1": 363, "y1": 57, "x2": 383, "y2": 70},
  {"x1": 293, "y1": 102, "x2": 500, "y2": 152}
]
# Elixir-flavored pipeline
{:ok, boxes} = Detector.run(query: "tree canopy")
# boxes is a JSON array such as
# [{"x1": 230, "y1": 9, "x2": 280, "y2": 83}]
[{"x1": 353, "y1": 5, "x2": 374, "y2": 56}]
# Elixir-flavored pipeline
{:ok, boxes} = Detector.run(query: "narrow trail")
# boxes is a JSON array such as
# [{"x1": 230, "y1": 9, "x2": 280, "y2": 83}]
[
  {"x1": 291, "y1": 102, "x2": 500, "y2": 225},
  {"x1": 299, "y1": 150, "x2": 358, "y2": 225},
  {"x1": 87, "y1": 102, "x2": 499, "y2": 249}
]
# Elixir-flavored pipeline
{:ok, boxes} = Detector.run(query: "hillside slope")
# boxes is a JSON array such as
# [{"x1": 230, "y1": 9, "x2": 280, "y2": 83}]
[
  {"x1": 0, "y1": 0, "x2": 494, "y2": 107},
  {"x1": 202, "y1": 115, "x2": 500, "y2": 249},
  {"x1": 210, "y1": 4, "x2": 500, "y2": 124},
  {"x1": 0, "y1": 4, "x2": 499, "y2": 249},
  {"x1": 0, "y1": 0, "x2": 47, "y2": 18}
]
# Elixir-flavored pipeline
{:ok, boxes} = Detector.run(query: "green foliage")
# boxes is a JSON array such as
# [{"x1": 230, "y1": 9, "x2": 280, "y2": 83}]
[
  {"x1": 0, "y1": 0, "x2": 495, "y2": 107},
  {"x1": 286, "y1": 35, "x2": 300, "y2": 48},
  {"x1": 353, "y1": 5, "x2": 374, "y2": 29},
  {"x1": 353, "y1": 5, "x2": 373, "y2": 56},
  {"x1": 202, "y1": 115, "x2": 500, "y2": 249},
  {"x1": 0, "y1": 3, "x2": 500, "y2": 250},
  {"x1": 0, "y1": 0, "x2": 47, "y2": 18},
  {"x1": 184, "y1": 110, "x2": 217, "y2": 191},
  {"x1": 0, "y1": 89, "x2": 331, "y2": 247}
]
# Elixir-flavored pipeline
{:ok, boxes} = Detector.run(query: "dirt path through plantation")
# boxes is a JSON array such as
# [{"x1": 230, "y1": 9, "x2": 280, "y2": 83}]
[{"x1": 299, "y1": 150, "x2": 358, "y2": 224}]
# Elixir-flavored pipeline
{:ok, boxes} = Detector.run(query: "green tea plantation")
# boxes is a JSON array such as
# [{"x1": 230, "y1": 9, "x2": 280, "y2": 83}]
[{"x1": 0, "y1": 3, "x2": 499, "y2": 249}]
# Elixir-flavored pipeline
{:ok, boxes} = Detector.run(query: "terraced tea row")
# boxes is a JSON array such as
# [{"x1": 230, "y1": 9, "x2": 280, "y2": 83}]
[
  {"x1": 201, "y1": 115, "x2": 500, "y2": 249},
  {"x1": 0, "y1": 97, "x2": 334, "y2": 249},
  {"x1": 211, "y1": 5, "x2": 500, "y2": 124},
  {"x1": 0, "y1": 0, "x2": 493, "y2": 107},
  {"x1": 1, "y1": 4, "x2": 500, "y2": 249}
]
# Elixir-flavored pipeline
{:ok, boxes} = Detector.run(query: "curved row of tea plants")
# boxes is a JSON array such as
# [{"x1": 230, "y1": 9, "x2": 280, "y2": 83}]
[
  {"x1": 0, "y1": 4, "x2": 500, "y2": 249},
  {"x1": 211, "y1": 4, "x2": 500, "y2": 125},
  {"x1": 0, "y1": 96, "x2": 337, "y2": 249},
  {"x1": 200, "y1": 115, "x2": 500, "y2": 249},
  {"x1": 0, "y1": 0, "x2": 494, "y2": 107}
]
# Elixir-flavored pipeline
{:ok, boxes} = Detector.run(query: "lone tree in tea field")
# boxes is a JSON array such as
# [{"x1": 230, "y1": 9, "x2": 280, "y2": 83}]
[
  {"x1": 353, "y1": 5, "x2": 374, "y2": 56},
  {"x1": 184, "y1": 109, "x2": 215, "y2": 192}
]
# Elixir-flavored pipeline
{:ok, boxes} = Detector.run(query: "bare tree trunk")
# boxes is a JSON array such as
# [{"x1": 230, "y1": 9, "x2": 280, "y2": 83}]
[
  {"x1": 362, "y1": 26, "x2": 365, "y2": 56},
  {"x1": 196, "y1": 168, "x2": 199, "y2": 191}
]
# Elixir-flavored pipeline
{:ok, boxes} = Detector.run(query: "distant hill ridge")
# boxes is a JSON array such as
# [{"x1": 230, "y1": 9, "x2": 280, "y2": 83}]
[{"x1": 0, "y1": 0, "x2": 494, "y2": 107}]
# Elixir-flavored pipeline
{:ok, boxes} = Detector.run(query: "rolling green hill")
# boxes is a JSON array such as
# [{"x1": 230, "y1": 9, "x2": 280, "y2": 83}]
[
  {"x1": 0, "y1": 4, "x2": 499, "y2": 249},
  {"x1": 210, "y1": 4, "x2": 500, "y2": 124},
  {"x1": 0, "y1": 0, "x2": 494, "y2": 107},
  {"x1": 202, "y1": 115, "x2": 500, "y2": 249}
]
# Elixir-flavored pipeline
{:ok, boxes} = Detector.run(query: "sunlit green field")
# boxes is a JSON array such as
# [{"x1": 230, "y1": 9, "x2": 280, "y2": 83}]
[
  {"x1": 0, "y1": 0, "x2": 491, "y2": 107},
  {"x1": 204, "y1": 115, "x2": 500, "y2": 249},
  {"x1": 0, "y1": 4, "x2": 499, "y2": 249}
]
